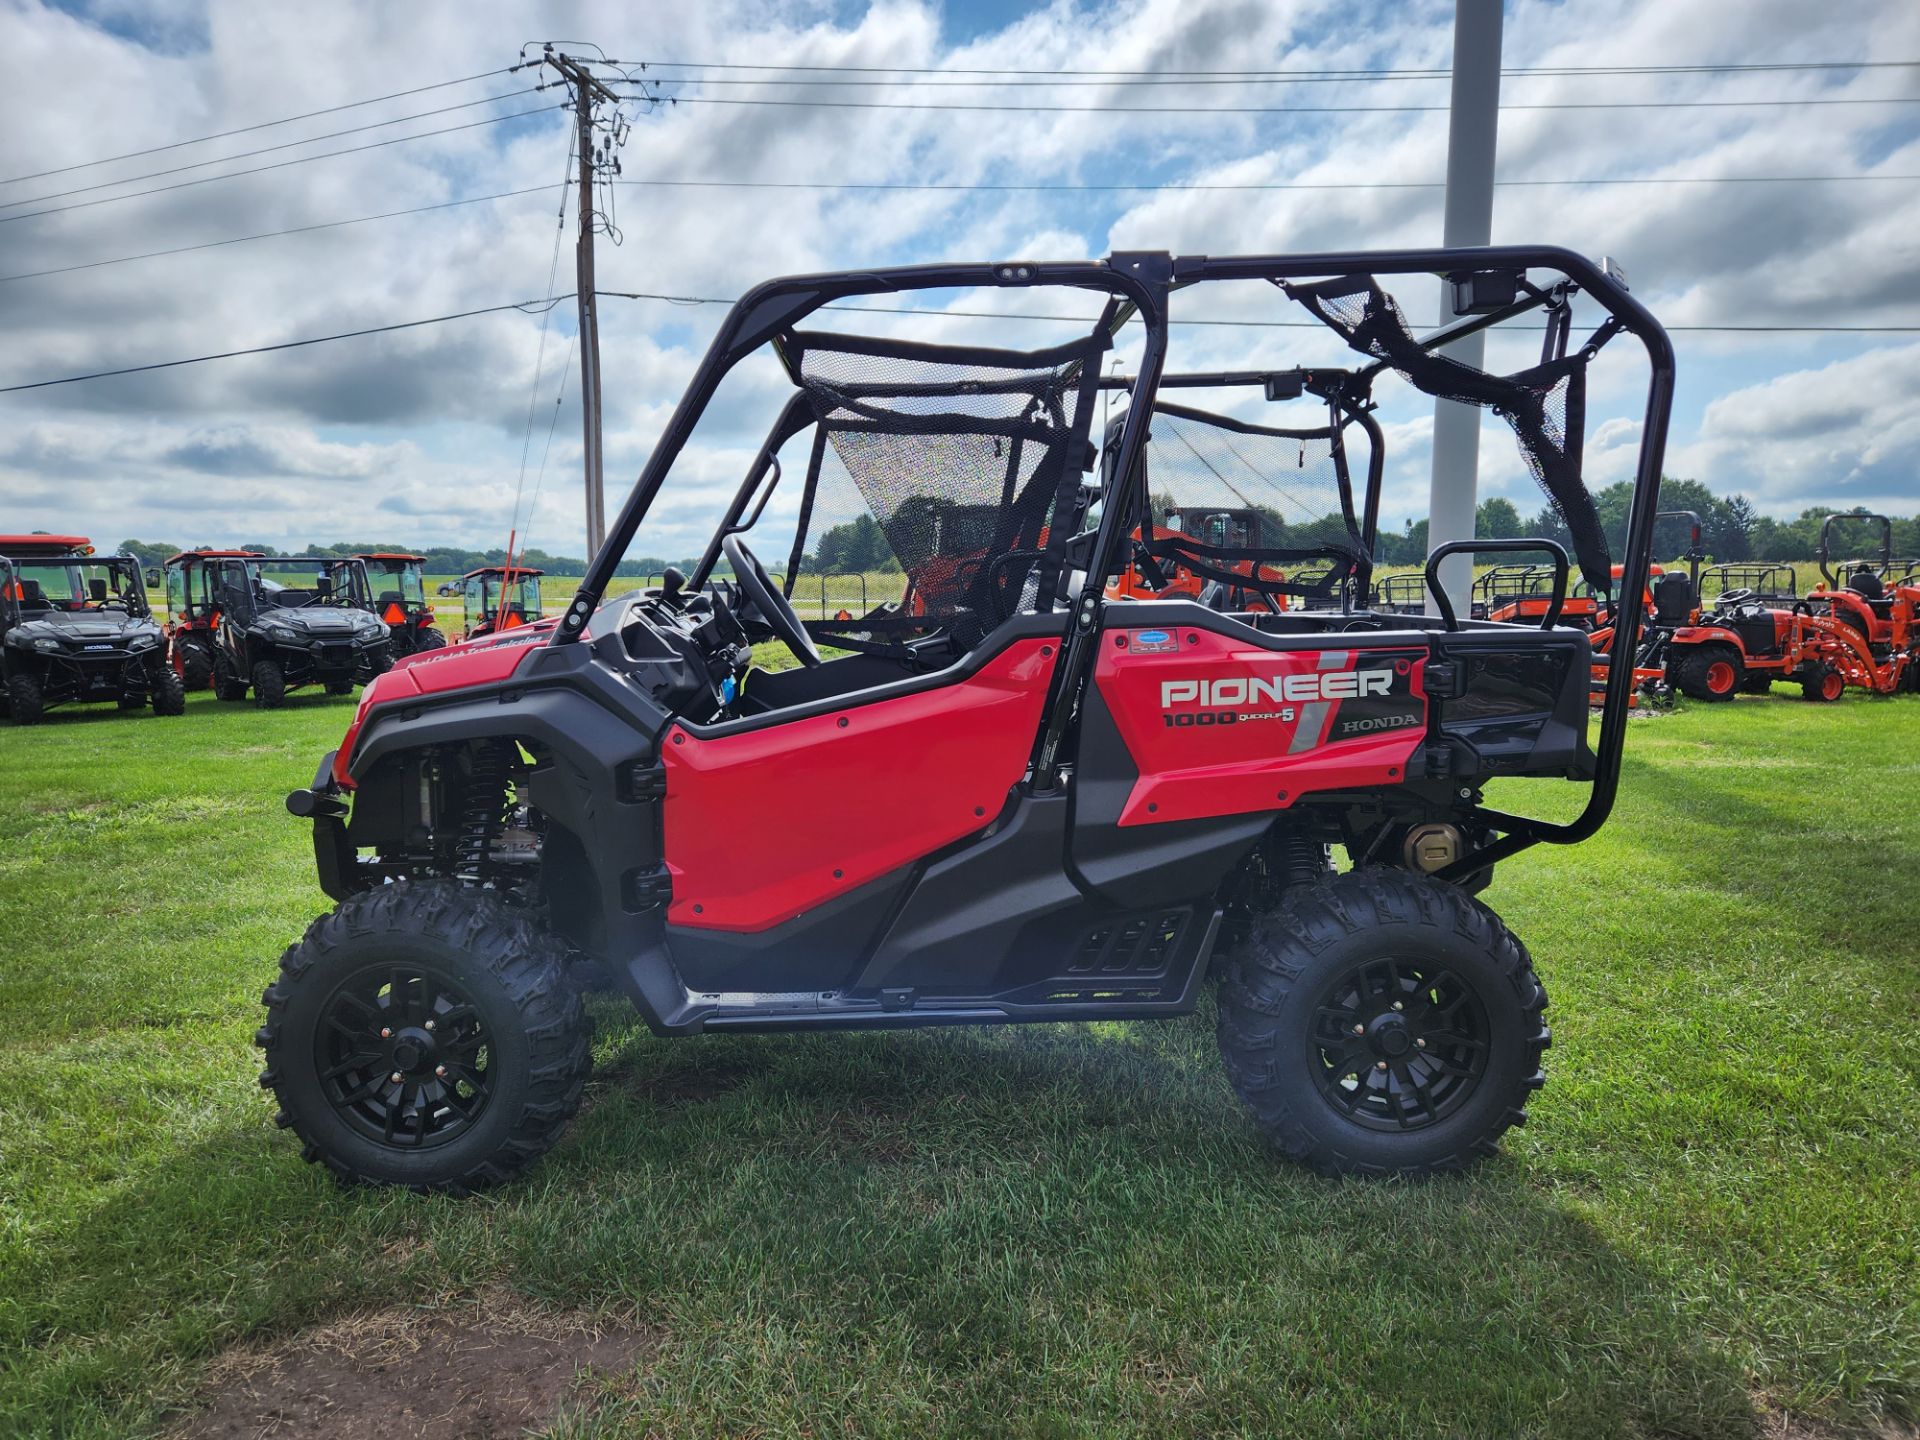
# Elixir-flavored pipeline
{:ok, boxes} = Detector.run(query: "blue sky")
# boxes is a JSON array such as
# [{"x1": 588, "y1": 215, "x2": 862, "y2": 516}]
[{"x1": 1, "y1": 0, "x2": 1917, "y2": 561}]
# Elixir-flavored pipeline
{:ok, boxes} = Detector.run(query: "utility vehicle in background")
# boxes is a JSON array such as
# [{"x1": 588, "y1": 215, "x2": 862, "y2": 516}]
[
  {"x1": 0, "y1": 535, "x2": 183, "y2": 724},
  {"x1": 459, "y1": 564, "x2": 543, "y2": 640},
  {"x1": 264, "y1": 246, "x2": 1673, "y2": 1194},
  {"x1": 348, "y1": 553, "x2": 446, "y2": 658},
  {"x1": 167, "y1": 553, "x2": 390, "y2": 707}
]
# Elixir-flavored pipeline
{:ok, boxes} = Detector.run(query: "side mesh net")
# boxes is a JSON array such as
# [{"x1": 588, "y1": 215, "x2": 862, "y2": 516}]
[
  {"x1": 1289, "y1": 274, "x2": 1611, "y2": 596},
  {"x1": 1130, "y1": 403, "x2": 1368, "y2": 601},
  {"x1": 781, "y1": 329, "x2": 1105, "y2": 635}
]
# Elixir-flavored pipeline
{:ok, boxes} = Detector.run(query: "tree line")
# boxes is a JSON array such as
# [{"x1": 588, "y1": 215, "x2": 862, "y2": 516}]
[{"x1": 113, "y1": 540, "x2": 699, "y2": 578}]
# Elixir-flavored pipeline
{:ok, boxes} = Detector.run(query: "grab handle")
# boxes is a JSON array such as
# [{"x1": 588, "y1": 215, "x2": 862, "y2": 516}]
[{"x1": 1424, "y1": 538, "x2": 1571, "y2": 632}]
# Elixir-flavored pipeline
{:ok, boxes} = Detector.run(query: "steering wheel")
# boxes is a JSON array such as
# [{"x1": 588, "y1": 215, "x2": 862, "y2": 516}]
[
  {"x1": 1716, "y1": 587, "x2": 1755, "y2": 609},
  {"x1": 722, "y1": 535, "x2": 820, "y2": 668}
]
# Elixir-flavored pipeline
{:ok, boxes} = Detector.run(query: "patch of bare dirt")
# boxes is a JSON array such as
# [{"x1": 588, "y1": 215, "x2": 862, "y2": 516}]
[{"x1": 171, "y1": 1295, "x2": 650, "y2": 1440}]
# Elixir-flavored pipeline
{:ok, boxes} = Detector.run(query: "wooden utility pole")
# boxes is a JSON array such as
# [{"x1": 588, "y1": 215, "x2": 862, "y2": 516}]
[{"x1": 542, "y1": 49, "x2": 621, "y2": 559}]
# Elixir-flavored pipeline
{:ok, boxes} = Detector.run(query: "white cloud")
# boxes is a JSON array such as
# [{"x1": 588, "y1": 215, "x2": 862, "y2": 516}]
[{"x1": 0, "y1": 0, "x2": 1916, "y2": 561}]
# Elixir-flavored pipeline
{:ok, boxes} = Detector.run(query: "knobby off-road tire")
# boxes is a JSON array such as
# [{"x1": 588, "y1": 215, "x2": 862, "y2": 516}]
[
  {"x1": 1797, "y1": 661, "x2": 1844, "y2": 703},
  {"x1": 1216, "y1": 868, "x2": 1549, "y2": 1177},
  {"x1": 252, "y1": 658, "x2": 287, "y2": 709},
  {"x1": 149, "y1": 662, "x2": 185, "y2": 715},
  {"x1": 417, "y1": 627, "x2": 447, "y2": 652},
  {"x1": 1671, "y1": 643, "x2": 1741, "y2": 702},
  {"x1": 213, "y1": 652, "x2": 249, "y2": 702},
  {"x1": 176, "y1": 637, "x2": 214, "y2": 691},
  {"x1": 257, "y1": 881, "x2": 592, "y2": 1194},
  {"x1": 5, "y1": 672, "x2": 44, "y2": 725}
]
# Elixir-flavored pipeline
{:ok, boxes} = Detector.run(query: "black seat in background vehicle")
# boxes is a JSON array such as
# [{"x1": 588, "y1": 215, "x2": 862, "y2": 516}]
[
  {"x1": 1849, "y1": 569, "x2": 1885, "y2": 600},
  {"x1": 1651, "y1": 571, "x2": 1694, "y2": 625}
]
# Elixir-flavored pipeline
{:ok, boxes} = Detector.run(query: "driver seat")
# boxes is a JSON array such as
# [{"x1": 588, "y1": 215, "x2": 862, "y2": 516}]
[{"x1": 1651, "y1": 572, "x2": 1695, "y2": 626}]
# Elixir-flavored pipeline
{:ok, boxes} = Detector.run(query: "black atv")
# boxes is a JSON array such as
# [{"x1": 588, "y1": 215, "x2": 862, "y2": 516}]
[
  {"x1": 203, "y1": 555, "x2": 392, "y2": 707},
  {"x1": 0, "y1": 535, "x2": 184, "y2": 724}
]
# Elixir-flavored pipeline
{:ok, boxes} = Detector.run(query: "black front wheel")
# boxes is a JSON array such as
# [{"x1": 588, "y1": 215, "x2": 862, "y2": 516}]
[
  {"x1": 1216, "y1": 868, "x2": 1548, "y2": 1176},
  {"x1": 252, "y1": 659, "x2": 287, "y2": 708},
  {"x1": 5, "y1": 672, "x2": 44, "y2": 726},
  {"x1": 257, "y1": 882, "x2": 592, "y2": 1193}
]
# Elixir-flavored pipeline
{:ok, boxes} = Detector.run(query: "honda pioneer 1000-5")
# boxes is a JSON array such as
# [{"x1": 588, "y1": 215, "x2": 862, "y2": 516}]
[
  {"x1": 188, "y1": 554, "x2": 391, "y2": 706},
  {"x1": 1, "y1": 535, "x2": 184, "y2": 724},
  {"x1": 266, "y1": 247, "x2": 1673, "y2": 1193}
]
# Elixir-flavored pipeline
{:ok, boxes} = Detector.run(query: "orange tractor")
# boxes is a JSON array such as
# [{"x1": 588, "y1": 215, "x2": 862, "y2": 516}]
[{"x1": 1799, "y1": 513, "x2": 1920, "y2": 696}]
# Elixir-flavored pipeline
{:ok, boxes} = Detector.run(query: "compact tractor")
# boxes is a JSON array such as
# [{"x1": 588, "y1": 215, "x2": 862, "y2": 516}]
[
  {"x1": 458, "y1": 565, "x2": 543, "y2": 640},
  {"x1": 166, "y1": 552, "x2": 391, "y2": 707},
  {"x1": 264, "y1": 246, "x2": 1673, "y2": 1194},
  {"x1": 1800, "y1": 513, "x2": 1920, "y2": 696},
  {"x1": 0, "y1": 535, "x2": 183, "y2": 723},
  {"x1": 350, "y1": 553, "x2": 446, "y2": 658}
]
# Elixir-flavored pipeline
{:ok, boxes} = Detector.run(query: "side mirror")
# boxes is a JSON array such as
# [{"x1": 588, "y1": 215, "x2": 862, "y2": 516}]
[
  {"x1": 315, "y1": 574, "x2": 334, "y2": 597},
  {"x1": 145, "y1": 567, "x2": 161, "y2": 587},
  {"x1": 89, "y1": 578, "x2": 109, "y2": 603}
]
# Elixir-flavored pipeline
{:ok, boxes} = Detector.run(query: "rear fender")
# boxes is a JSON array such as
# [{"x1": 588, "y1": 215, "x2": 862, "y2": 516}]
[{"x1": 1670, "y1": 624, "x2": 1741, "y2": 648}]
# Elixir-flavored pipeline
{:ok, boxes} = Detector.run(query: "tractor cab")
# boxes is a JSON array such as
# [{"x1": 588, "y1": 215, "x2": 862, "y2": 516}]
[
  {"x1": 346, "y1": 553, "x2": 445, "y2": 657},
  {"x1": 461, "y1": 566, "x2": 544, "y2": 640},
  {"x1": 0, "y1": 535, "x2": 180, "y2": 723}
]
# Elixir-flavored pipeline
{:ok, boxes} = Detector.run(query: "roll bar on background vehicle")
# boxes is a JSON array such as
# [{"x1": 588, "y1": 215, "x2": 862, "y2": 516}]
[
  {"x1": 1818, "y1": 512, "x2": 1893, "y2": 586},
  {"x1": 553, "y1": 246, "x2": 1674, "y2": 879}
]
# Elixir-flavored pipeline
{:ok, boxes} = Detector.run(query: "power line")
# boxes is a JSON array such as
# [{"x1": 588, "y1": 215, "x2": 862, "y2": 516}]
[
  {"x1": 635, "y1": 66, "x2": 1920, "y2": 89},
  {"x1": 608, "y1": 173, "x2": 1920, "y2": 195},
  {"x1": 628, "y1": 57, "x2": 1918, "y2": 79},
  {"x1": 0, "y1": 296, "x2": 572, "y2": 394},
  {"x1": 0, "y1": 104, "x2": 565, "y2": 225},
  {"x1": 624, "y1": 91, "x2": 1920, "y2": 116},
  {"x1": 10, "y1": 168, "x2": 1910, "y2": 289},
  {"x1": 0, "y1": 184, "x2": 564, "y2": 284},
  {"x1": 0, "y1": 87, "x2": 542, "y2": 212},
  {"x1": 1, "y1": 287, "x2": 1912, "y2": 398},
  {"x1": 0, "y1": 66, "x2": 519, "y2": 186}
]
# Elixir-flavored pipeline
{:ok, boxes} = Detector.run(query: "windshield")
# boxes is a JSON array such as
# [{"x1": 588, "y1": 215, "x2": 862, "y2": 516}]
[
  {"x1": 250, "y1": 559, "x2": 363, "y2": 609},
  {"x1": 4, "y1": 558, "x2": 147, "y2": 617},
  {"x1": 367, "y1": 560, "x2": 426, "y2": 607}
]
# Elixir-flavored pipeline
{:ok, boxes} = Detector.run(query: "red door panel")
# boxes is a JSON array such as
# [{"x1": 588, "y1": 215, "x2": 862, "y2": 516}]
[
  {"x1": 1095, "y1": 626, "x2": 1427, "y2": 826},
  {"x1": 662, "y1": 639, "x2": 1057, "y2": 932}
]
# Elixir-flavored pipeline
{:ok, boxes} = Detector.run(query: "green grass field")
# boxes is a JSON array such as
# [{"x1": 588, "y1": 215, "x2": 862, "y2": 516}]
[{"x1": 0, "y1": 688, "x2": 1915, "y2": 1437}]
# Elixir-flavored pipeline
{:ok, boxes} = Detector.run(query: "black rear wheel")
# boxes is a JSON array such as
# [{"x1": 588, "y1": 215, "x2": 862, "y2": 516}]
[
  {"x1": 213, "y1": 651, "x2": 249, "y2": 702},
  {"x1": 417, "y1": 627, "x2": 447, "y2": 652},
  {"x1": 150, "y1": 661, "x2": 185, "y2": 715},
  {"x1": 257, "y1": 881, "x2": 592, "y2": 1193},
  {"x1": 1671, "y1": 643, "x2": 1742, "y2": 701},
  {"x1": 1216, "y1": 868, "x2": 1548, "y2": 1176},
  {"x1": 176, "y1": 637, "x2": 214, "y2": 691}
]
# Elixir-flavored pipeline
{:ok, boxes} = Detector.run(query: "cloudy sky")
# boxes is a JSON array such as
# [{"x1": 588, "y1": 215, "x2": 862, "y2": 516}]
[{"x1": 0, "y1": 0, "x2": 1916, "y2": 563}]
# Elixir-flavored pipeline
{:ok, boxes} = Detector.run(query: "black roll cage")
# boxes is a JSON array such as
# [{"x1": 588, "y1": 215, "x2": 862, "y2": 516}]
[
  {"x1": 556, "y1": 247, "x2": 1674, "y2": 878},
  {"x1": 211, "y1": 556, "x2": 375, "y2": 623},
  {"x1": 1817, "y1": 512, "x2": 1893, "y2": 586}
]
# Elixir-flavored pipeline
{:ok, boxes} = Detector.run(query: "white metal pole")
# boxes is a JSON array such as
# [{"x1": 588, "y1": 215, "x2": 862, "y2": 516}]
[{"x1": 1427, "y1": 0, "x2": 1504, "y2": 616}]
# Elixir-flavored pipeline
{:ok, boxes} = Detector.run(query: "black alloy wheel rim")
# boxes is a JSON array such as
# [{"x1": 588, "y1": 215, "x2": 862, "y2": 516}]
[
  {"x1": 1308, "y1": 957, "x2": 1491, "y2": 1132},
  {"x1": 317, "y1": 964, "x2": 493, "y2": 1149}
]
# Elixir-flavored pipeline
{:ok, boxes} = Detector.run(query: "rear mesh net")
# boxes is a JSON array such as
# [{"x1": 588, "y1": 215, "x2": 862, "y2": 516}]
[
  {"x1": 783, "y1": 329, "x2": 1105, "y2": 632},
  {"x1": 1289, "y1": 274, "x2": 1611, "y2": 596},
  {"x1": 1131, "y1": 403, "x2": 1367, "y2": 600}
]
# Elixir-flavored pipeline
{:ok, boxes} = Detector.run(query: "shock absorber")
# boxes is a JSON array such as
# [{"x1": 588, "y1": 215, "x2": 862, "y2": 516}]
[{"x1": 453, "y1": 741, "x2": 511, "y2": 883}]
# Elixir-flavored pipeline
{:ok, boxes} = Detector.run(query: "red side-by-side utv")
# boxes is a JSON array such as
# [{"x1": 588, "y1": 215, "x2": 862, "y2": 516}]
[{"x1": 262, "y1": 247, "x2": 1674, "y2": 1194}]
